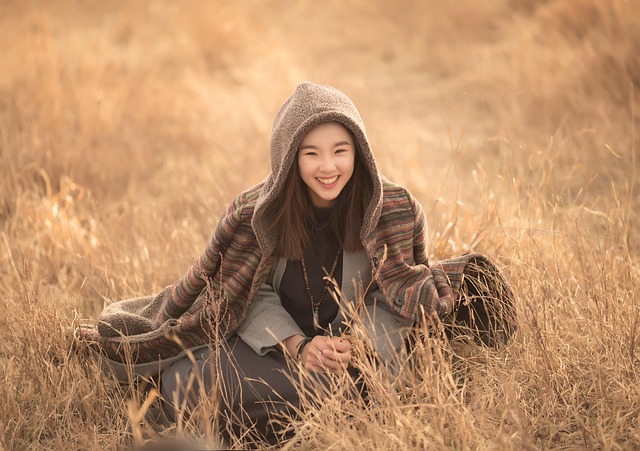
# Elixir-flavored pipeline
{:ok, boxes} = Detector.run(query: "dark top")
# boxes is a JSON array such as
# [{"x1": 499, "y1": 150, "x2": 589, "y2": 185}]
[{"x1": 280, "y1": 207, "x2": 343, "y2": 337}]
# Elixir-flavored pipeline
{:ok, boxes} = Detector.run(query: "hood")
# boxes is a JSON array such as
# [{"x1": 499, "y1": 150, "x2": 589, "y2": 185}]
[{"x1": 252, "y1": 81, "x2": 383, "y2": 256}]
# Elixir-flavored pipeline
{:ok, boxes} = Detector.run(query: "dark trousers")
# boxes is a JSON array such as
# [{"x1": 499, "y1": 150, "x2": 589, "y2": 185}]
[{"x1": 160, "y1": 334, "x2": 332, "y2": 444}]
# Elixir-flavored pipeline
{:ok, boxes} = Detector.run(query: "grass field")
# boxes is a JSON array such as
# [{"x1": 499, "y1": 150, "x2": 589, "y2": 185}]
[{"x1": 1, "y1": 0, "x2": 639, "y2": 449}]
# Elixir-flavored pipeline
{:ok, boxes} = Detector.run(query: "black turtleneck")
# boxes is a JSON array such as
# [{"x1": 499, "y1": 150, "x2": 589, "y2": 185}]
[{"x1": 279, "y1": 207, "x2": 343, "y2": 337}]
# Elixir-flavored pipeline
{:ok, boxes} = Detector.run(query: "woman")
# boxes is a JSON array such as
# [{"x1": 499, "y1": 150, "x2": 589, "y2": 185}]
[{"x1": 79, "y1": 82, "x2": 514, "y2": 443}]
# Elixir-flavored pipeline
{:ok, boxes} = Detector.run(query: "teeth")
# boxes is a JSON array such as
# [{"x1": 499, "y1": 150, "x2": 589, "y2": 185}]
[{"x1": 317, "y1": 176, "x2": 338, "y2": 185}]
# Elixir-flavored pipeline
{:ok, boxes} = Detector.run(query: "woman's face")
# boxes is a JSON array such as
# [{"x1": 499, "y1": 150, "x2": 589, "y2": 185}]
[{"x1": 297, "y1": 122, "x2": 355, "y2": 208}]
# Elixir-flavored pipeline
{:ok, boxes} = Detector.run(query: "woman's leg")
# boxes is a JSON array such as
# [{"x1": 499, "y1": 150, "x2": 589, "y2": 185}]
[{"x1": 160, "y1": 334, "x2": 302, "y2": 443}]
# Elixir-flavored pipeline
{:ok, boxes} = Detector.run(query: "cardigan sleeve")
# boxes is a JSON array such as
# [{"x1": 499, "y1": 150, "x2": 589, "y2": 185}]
[
  {"x1": 369, "y1": 185, "x2": 454, "y2": 321},
  {"x1": 236, "y1": 279, "x2": 305, "y2": 356}
]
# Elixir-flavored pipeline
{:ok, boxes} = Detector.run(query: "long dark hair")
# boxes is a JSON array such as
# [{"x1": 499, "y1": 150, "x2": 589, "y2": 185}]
[{"x1": 264, "y1": 139, "x2": 372, "y2": 260}]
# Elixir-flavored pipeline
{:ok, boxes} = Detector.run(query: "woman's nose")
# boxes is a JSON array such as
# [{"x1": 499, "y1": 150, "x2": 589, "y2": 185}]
[{"x1": 319, "y1": 155, "x2": 337, "y2": 171}]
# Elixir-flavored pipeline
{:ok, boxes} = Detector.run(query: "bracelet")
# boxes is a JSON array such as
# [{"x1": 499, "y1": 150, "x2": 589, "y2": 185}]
[{"x1": 295, "y1": 336, "x2": 312, "y2": 361}]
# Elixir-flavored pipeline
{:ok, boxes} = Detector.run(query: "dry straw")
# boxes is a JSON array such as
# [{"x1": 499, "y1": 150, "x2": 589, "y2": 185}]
[{"x1": 1, "y1": 0, "x2": 639, "y2": 449}]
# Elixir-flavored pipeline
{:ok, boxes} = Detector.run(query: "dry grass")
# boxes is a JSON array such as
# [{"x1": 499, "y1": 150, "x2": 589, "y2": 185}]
[{"x1": 1, "y1": 0, "x2": 639, "y2": 449}]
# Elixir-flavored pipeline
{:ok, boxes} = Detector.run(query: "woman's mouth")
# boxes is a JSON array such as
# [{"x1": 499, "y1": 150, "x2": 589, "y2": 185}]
[{"x1": 316, "y1": 175, "x2": 339, "y2": 186}]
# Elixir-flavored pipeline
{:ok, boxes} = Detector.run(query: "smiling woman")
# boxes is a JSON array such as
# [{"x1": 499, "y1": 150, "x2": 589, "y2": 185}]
[{"x1": 79, "y1": 81, "x2": 515, "y2": 446}]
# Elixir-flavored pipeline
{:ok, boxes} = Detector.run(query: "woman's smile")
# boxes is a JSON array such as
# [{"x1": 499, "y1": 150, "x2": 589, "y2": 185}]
[{"x1": 316, "y1": 175, "x2": 339, "y2": 186}]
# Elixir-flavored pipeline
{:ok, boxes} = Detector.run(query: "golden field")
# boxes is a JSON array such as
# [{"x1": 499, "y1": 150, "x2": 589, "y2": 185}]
[{"x1": 1, "y1": 0, "x2": 639, "y2": 449}]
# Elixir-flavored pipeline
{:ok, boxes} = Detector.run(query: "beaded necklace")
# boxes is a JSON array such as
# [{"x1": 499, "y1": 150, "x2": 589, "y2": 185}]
[{"x1": 300, "y1": 248, "x2": 342, "y2": 331}]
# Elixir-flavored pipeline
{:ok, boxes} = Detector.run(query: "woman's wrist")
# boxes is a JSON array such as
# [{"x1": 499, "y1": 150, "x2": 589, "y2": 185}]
[
  {"x1": 295, "y1": 336, "x2": 312, "y2": 361},
  {"x1": 282, "y1": 334, "x2": 307, "y2": 358}
]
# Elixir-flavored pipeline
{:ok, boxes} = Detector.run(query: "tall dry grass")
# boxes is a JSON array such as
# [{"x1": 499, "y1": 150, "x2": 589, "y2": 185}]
[{"x1": 1, "y1": 0, "x2": 639, "y2": 449}]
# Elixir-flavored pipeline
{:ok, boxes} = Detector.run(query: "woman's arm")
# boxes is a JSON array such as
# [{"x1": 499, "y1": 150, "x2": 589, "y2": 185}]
[
  {"x1": 368, "y1": 185, "x2": 454, "y2": 321},
  {"x1": 235, "y1": 280, "x2": 305, "y2": 355}
]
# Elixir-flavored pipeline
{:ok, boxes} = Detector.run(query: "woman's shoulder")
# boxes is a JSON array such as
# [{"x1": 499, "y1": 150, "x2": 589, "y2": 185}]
[
  {"x1": 237, "y1": 181, "x2": 265, "y2": 203},
  {"x1": 380, "y1": 177, "x2": 417, "y2": 208},
  {"x1": 215, "y1": 182, "x2": 266, "y2": 231},
  {"x1": 227, "y1": 181, "x2": 266, "y2": 213}
]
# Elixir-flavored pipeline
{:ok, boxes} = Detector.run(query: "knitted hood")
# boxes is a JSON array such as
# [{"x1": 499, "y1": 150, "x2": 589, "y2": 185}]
[{"x1": 252, "y1": 81, "x2": 384, "y2": 256}]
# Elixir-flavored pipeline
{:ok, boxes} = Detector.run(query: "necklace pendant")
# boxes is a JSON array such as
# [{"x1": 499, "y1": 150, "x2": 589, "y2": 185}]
[{"x1": 313, "y1": 307, "x2": 320, "y2": 331}]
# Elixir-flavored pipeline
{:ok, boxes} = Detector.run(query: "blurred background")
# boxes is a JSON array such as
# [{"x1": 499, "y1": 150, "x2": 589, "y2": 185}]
[
  {"x1": 1, "y1": 0, "x2": 639, "y2": 449},
  {"x1": 2, "y1": 0, "x2": 637, "y2": 292}
]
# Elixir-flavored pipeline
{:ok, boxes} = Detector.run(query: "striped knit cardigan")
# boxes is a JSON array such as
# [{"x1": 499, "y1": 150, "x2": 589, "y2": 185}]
[{"x1": 80, "y1": 179, "x2": 512, "y2": 365}]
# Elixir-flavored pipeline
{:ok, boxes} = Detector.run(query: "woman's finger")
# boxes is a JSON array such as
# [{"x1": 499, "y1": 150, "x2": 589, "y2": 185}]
[
  {"x1": 319, "y1": 348, "x2": 351, "y2": 366},
  {"x1": 327, "y1": 336, "x2": 352, "y2": 353},
  {"x1": 302, "y1": 341, "x2": 325, "y2": 372}
]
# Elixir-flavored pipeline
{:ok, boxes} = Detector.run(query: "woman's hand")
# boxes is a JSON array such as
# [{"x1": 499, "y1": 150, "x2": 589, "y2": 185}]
[{"x1": 301, "y1": 335, "x2": 351, "y2": 373}]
